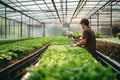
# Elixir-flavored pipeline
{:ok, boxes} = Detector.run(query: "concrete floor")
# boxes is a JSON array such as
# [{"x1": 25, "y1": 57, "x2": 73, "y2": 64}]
[{"x1": 21, "y1": 62, "x2": 39, "y2": 80}]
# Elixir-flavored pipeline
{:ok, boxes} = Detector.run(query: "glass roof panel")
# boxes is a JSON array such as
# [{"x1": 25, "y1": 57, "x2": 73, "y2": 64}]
[{"x1": 0, "y1": 0, "x2": 113, "y2": 23}]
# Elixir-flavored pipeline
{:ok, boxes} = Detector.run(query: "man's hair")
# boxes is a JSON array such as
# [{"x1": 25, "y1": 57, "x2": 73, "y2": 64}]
[{"x1": 80, "y1": 18, "x2": 89, "y2": 26}]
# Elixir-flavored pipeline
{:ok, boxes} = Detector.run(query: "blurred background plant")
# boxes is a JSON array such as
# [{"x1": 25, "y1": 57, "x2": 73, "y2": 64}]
[
  {"x1": 95, "y1": 32, "x2": 100, "y2": 38},
  {"x1": 116, "y1": 32, "x2": 120, "y2": 39}
]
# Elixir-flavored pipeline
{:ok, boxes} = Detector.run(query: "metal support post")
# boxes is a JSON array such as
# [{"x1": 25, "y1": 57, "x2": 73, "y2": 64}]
[
  {"x1": 9, "y1": 20, "x2": 10, "y2": 38},
  {"x1": 89, "y1": 17, "x2": 91, "y2": 27},
  {"x1": 20, "y1": 13, "x2": 22, "y2": 38},
  {"x1": 5, "y1": 6, "x2": 7, "y2": 38},
  {"x1": 43, "y1": 23, "x2": 45, "y2": 37},
  {"x1": 32, "y1": 19, "x2": 33, "y2": 37},
  {"x1": 97, "y1": 11, "x2": 99, "y2": 32},
  {"x1": 28, "y1": 17, "x2": 30, "y2": 38},
  {"x1": 110, "y1": 1, "x2": 113, "y2": 37},
  {"x1": 13, "y1": 22, "x2": 15, "y2": 38}
]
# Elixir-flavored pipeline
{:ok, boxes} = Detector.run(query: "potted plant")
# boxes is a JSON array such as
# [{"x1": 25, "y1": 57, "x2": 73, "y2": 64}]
[
  {"x1": 72, "y1": 32, "x2": 81, "y2": 38},
  {"x1": 95, "y1": 32, "x2": 100, "y2": 38},
  {"x1": 117, "y1": 33, "x2": 120, "y2": 40},
  {"x1": 68, "y1": 34, "x2": 73, "y2": 39},
  {"x1": 71, "y1": 32, "x2": 82, "y2": 42}
]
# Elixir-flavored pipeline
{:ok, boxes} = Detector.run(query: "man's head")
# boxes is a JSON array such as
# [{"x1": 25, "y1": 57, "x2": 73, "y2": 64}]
[{"x1": 80, "y1": 18, "x2": 89, "y2": 30}]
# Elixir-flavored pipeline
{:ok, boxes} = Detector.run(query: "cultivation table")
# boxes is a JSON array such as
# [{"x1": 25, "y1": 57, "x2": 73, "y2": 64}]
[
  {"x1": 96, "y1": 51, "x2": 120, "y2": 79},
  {"x1": 0, "y1": 43, "x2": 51, "y2": 80}
]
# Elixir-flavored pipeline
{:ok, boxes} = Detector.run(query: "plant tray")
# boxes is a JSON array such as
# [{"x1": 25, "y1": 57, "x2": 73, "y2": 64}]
[{"x1": 0, "y1": 43, "x2": 51, "y2": 80}]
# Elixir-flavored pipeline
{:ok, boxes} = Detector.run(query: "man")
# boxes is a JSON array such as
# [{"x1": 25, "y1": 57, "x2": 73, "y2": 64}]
[{"x1": 72, "y1": 18, "x2": 96, "y2": 57}]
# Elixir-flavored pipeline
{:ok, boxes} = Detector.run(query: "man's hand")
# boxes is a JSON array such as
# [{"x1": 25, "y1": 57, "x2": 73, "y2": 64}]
[{"x1": 71, "y1": 44, "x2": 76, "y2": 47}]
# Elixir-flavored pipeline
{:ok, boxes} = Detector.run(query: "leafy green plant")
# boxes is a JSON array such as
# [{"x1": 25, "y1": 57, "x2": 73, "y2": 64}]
[
  {"x1": 27, "y1": 44, "x2": 116, "y2": 80},
  {"x1": 0, "y1": 37, "x2": 53, "y2": 69},
  {"x1": 95, "y1": 32, "x2": 100, "y2": 38},
  {"x1": 97, "y1": 38, "x2": 120, "y2": 44},
  {"x1": 117, "y1": 33, "x2": 120, "y2": 36},
  {"x1": 72, "y1": 32, "x2": 82, "y2": 38},
  {"x1": 0, "y1": 38, "x2": 33, "y2": 45},
  {"x1": 0, "y1": 51, "x2": 17, "y2": 65},
  {"x1": 117, "y1": 32, "x2": 120, "y2": 39},
  {"x1": 52, "y1": 37, "x2": 73, "y2": 45}
]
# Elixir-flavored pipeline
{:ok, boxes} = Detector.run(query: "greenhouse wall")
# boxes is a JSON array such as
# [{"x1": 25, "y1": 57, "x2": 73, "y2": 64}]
[
  {"x1": 28, "y1": 24, "x2": 44, "y2": 38},
  {"x1": 45, "y1": 23, "x2": 63, "y2": 36},
  {"x1": 69, "y1": 24, "x2": 82, "y2": 33},
  {"x1": 90, "y1": 1, "x2": 120, "y2": 37},
  {"x1": 0, "y1": 3, "x2": 43, "y2": 39},
  {"x1": 0, "y1": 17, "x2": 5, "y2": 39},
  {"x1": 0, "y1": 0, "x2": 120, "y2": 39},
  {"x1": 0, "y1": 16, "x2": 29, "y2": 39}
]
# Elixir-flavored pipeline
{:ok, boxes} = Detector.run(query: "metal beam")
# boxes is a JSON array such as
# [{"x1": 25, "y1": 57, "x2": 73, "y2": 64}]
[
  {"x1": 43, "y1": 23, "x2": 45, "y2": 37},
  {"x1": 7, "y1": 3, "x2": 103, "y2": 8},
  {"x1": 6, "y1": 0, "x2": 108, "y2": 4},
  {"x1": 75, "y1": 0, "x2": 87, "y2": 18},
  {"x1": 9, "y1": 19, "x2": 10, "y2": 38},
  {"x1": 28, "y1": 17, "x2": 30, "y2": 38},
  {"x1": 0, "y1": 15, "x2": 27, "y2": 25},
  {"x1": 33, "y1": 0, "x2": 53, "y2": 21},
  {"x1": 69, "y1": 0, "x2": 82, "y2": 23},
  {"x1": 0, "y1": 0, "x2": 41, "y2": 23},
  {"x1": 60, "y1": 0, "x2": 64, "y2": 22},
  {"x1": 65, "y1": 0, "x2": 67, "y2": 22},
  {"x1": 43, "y1": 0, "x2": 57, "y2": 20},
  {"x1": 5, "y1": 6, "x2": 7, "y2": 38},
  {"x1": 89, "y1": 17, "x2": 91, "y2": 26},
  {"x1": 97, "y1": 11, "x2": 99, "y2": 32},
  {"x1": 110, "y1": 1, "x2": 113, "y2": 37},
  {"x1": 13, "y1": 21, "x2": 15, "y2": 38},
  {"x1": 16, "y1": 0, "x2": 41, "y2": 22},
  {"x1": 20, "y1": 13, "x2": 22, "y2": 38},
  {"x1": 51, "y1": 0, "x2": 62, "y2": 22},
  {"x1": 86, "y1": 0, "x2": 102, "y2": 18},
  {"x1": 32, "y1": 19, "x2": 33, "y2": 37},
  {"x1": 89, "y1": 0, "x2": 111, "y2": 18}
]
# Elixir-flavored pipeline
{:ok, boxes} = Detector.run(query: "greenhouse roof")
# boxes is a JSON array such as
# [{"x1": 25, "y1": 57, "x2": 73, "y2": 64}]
[{"x1": 0, "y1": 0, "x2": 119, "y2": 24}]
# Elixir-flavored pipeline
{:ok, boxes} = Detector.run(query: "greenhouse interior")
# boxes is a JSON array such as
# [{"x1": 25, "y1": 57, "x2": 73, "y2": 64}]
[{"x1": 0, "y1": 0, "x2": 120, "y2": 80}]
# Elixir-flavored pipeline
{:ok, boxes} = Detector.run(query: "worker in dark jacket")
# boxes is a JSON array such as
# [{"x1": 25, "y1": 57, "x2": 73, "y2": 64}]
[{"x1": 72, "y1": 18, "x2": 97, "y2": 59}]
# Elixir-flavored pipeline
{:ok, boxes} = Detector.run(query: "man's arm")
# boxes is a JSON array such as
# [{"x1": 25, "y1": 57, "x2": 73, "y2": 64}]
[
  {"x1": 76, "y1": 39, "x2": 87, "y2": 46},
  {"x1": 73, "y1": 38, "x2": 81, "y2": 43}
]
